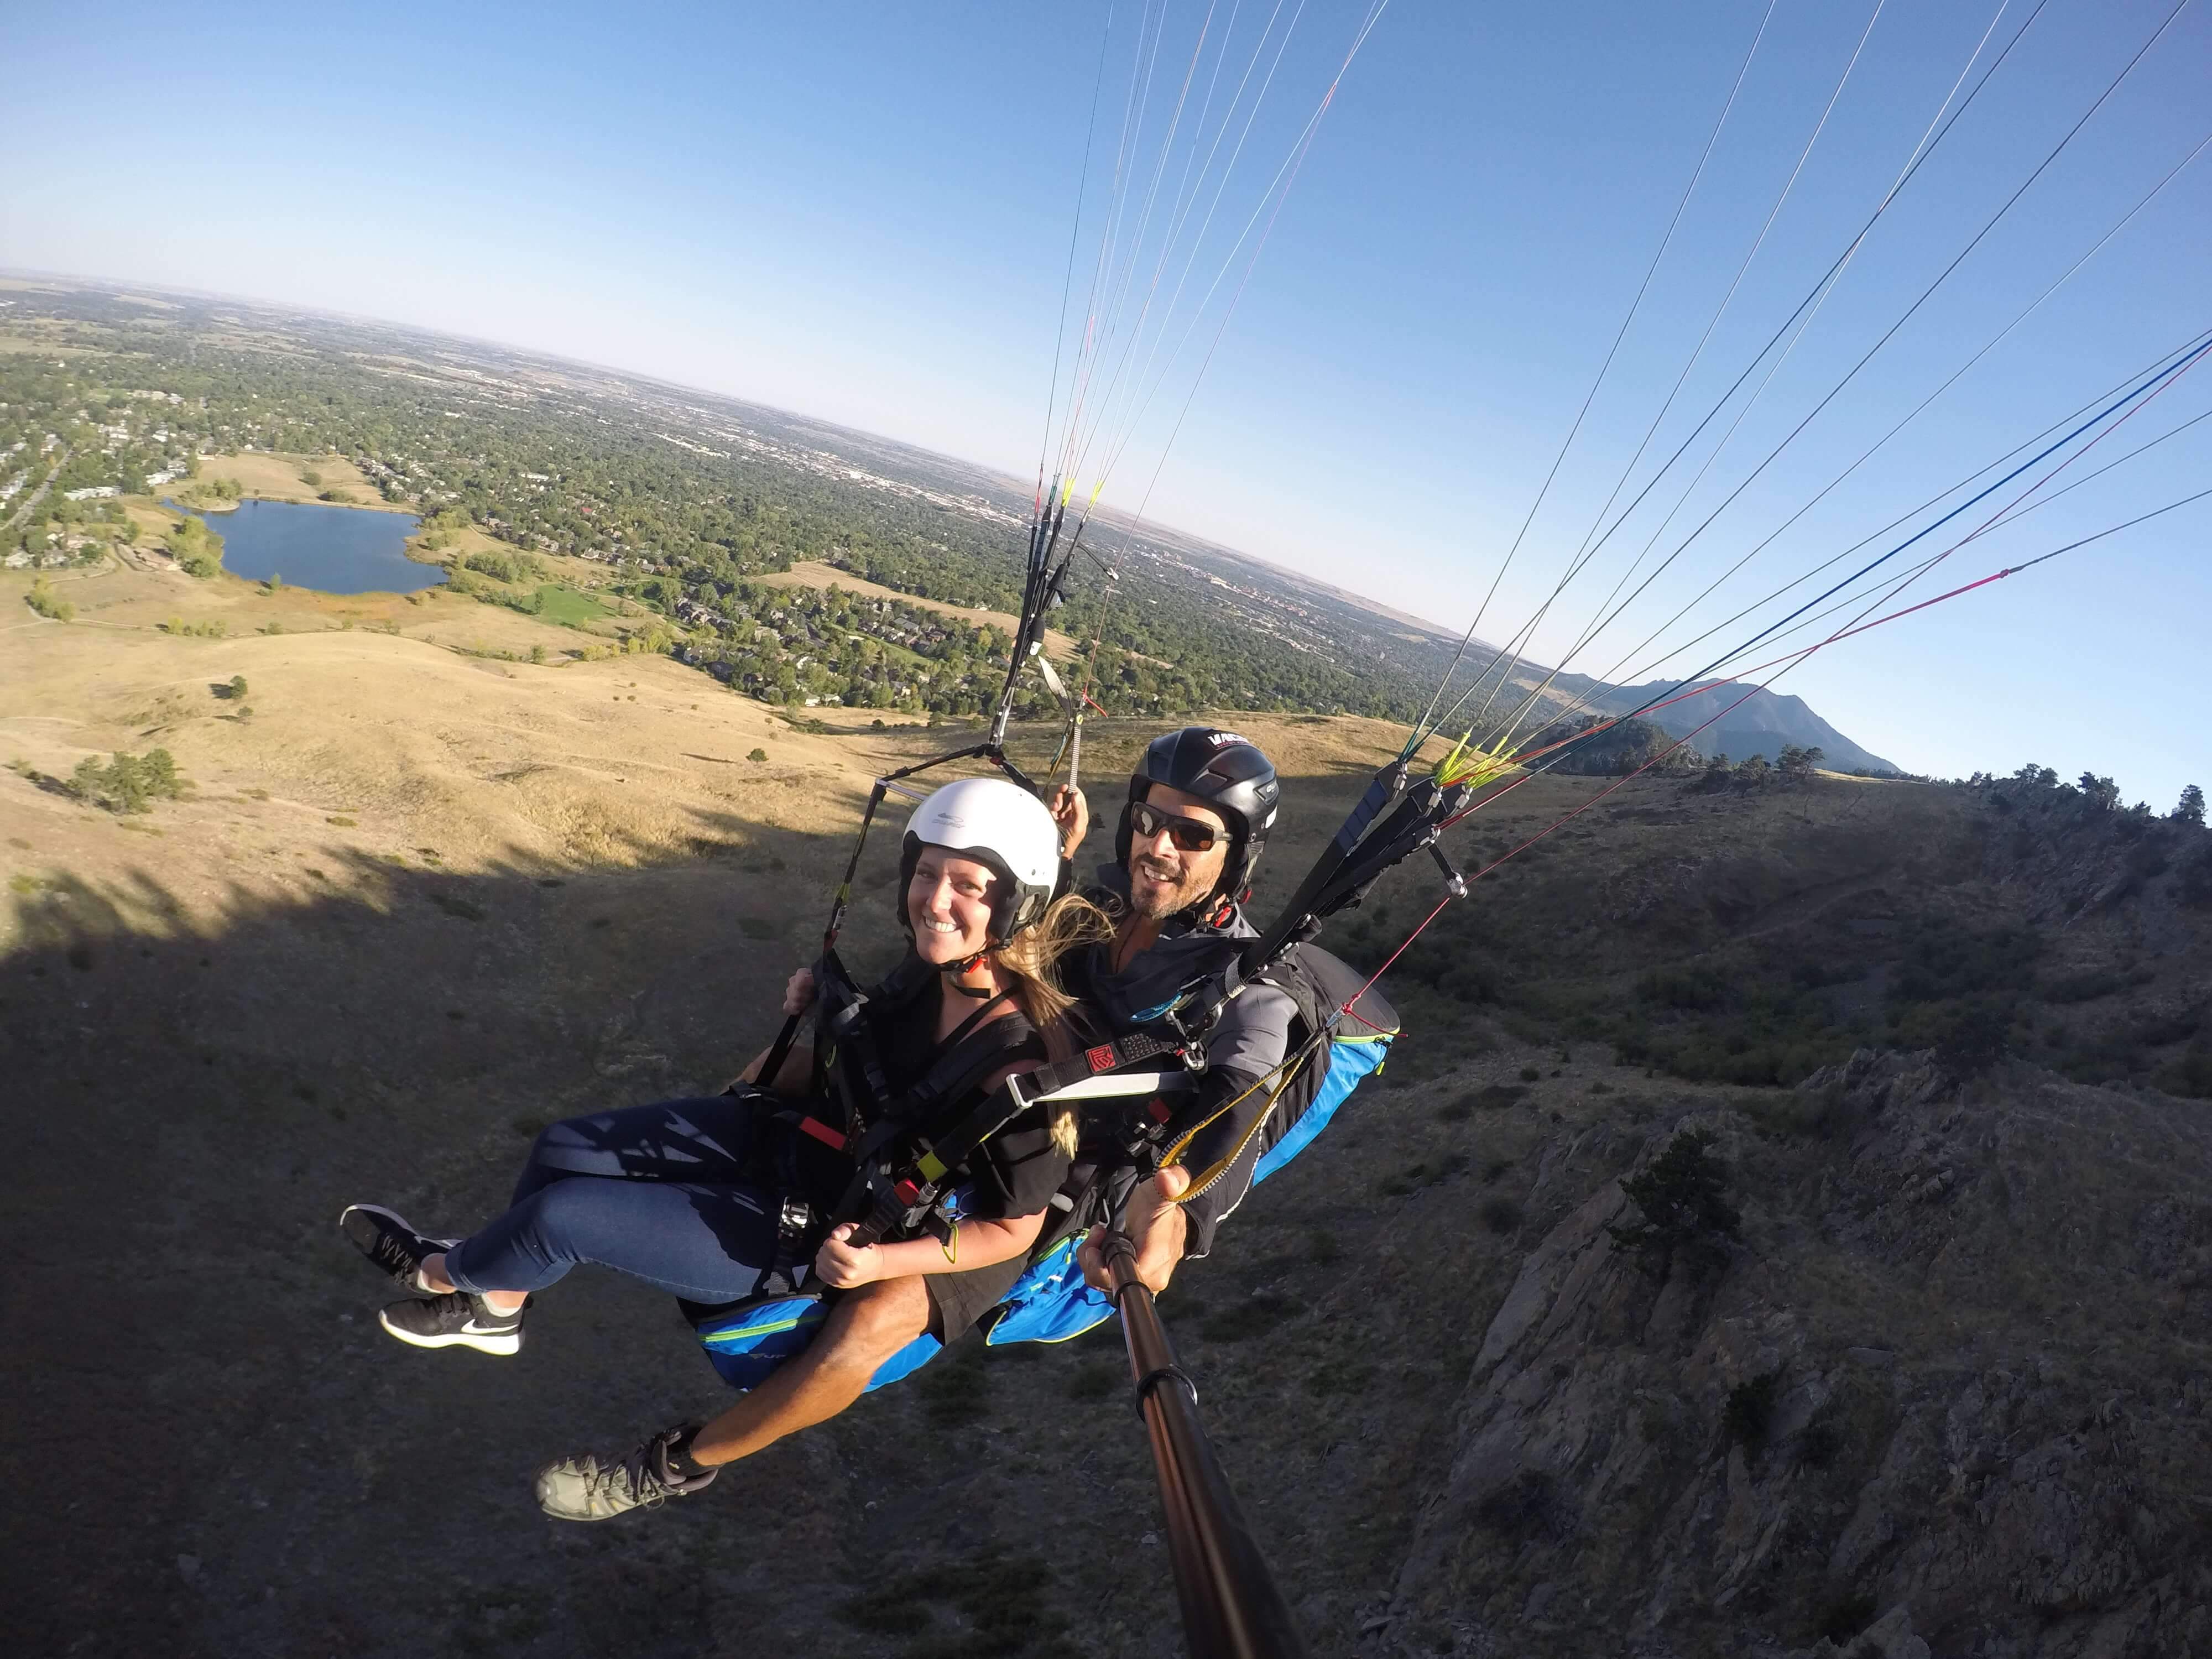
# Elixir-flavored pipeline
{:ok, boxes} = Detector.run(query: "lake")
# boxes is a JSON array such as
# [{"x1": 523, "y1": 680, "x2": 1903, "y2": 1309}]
[{"x1": 170, "y1": 498, "x2": 442, "y2": 594}]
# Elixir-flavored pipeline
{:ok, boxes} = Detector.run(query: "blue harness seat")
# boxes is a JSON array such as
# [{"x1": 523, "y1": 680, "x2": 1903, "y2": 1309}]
[{"x1": 686, "y1": 978, "x2": 1396, "y2": 1387}]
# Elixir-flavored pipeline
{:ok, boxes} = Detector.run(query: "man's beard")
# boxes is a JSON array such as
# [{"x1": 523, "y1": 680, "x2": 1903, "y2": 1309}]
[{"x1": 1128, "y1": 854, "x2": 1212, "y2": 920}]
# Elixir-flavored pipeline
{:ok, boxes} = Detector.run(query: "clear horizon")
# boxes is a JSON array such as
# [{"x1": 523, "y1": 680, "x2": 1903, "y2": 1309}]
[{"x1": 3, "y1": 1, "x2": 2205, "y2": 807}]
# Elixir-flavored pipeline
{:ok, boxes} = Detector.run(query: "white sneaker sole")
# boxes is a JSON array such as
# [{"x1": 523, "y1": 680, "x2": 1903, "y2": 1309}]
[{"x1": 377, "y1": 1307, "x2": 522, "y2": 1356}]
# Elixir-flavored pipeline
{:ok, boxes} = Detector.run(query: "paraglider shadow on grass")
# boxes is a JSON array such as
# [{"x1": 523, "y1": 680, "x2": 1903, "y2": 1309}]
[{"x1": 1, "y1": 799, "x2": 1147, "y2": 1657}]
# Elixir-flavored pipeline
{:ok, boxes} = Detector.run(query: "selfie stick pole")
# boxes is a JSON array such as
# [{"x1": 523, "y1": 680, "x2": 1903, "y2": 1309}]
[{"x1": 1103, "y1": 1235, "x2": 1311, "y2": 1659}]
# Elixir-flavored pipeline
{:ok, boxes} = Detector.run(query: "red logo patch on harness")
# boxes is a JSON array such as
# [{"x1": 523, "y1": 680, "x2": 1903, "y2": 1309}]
[{"x1": 1086, "y1": 1043, "x2": 1117, "y2": 1072}]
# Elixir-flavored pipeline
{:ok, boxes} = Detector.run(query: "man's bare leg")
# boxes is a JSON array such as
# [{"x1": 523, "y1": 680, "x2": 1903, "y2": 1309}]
[{"x1": 690, "y1": 1275, "x2": 932, "y2": 1467}]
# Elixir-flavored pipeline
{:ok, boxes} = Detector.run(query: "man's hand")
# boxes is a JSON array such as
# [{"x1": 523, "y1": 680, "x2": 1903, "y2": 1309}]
[
  {"x1": 782, "y1": 967, "x2": 816, "y2": 1019},
  {"x1": 1047, "y1": 784, "x2": 1090, "y2": 861},
  {"x1": 1078, "y1": 1164, "x2": 1192, "y2": 1295},
  {"x1": 813, "y1": 1223, "x2": 884, "y2": 1290}
]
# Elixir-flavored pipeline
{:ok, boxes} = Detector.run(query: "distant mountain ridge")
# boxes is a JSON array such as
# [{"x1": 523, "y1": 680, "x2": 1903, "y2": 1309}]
[{"x1": 1588, "y1": 678, "x2": 1898, "y2": 774}]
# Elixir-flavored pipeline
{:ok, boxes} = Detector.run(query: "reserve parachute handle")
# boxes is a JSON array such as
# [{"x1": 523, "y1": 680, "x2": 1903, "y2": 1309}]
[{"x1": 1102, "y1": 1233, "x2": 1312, "y2": 1659}]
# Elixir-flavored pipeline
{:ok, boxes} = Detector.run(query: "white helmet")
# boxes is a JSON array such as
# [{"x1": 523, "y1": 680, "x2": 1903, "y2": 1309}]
[{"x1": 898, "y1": 776, "x2": 1061, "y2": 943}]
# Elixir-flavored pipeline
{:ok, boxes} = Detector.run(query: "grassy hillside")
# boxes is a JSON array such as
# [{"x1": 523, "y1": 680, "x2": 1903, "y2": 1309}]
[{"x1": 3, "y1": 592, "x2": 2208, "y2": 1658}]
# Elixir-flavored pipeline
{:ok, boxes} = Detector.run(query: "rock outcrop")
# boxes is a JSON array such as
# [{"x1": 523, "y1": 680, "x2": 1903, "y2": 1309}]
[{"x1": 1373, "y1": 1051, "x2": 2212, "y2": 1657}]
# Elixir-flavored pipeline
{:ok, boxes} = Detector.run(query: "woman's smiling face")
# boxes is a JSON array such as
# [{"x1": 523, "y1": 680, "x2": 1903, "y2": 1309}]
[{"x1": 907, "y1": 847, "x2": 1000, "y2": 962}]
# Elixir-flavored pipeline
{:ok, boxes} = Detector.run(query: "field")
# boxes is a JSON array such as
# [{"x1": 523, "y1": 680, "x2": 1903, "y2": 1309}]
[
  {"x1": 764, "y1": 558, "x2": 1079, "y2": 660},
  {"x1": 529, "y1": 583, "x2": 608, "y2": 626},
  {"x1": 179, "y1": 448, "x2": 400, "y2": 512}
]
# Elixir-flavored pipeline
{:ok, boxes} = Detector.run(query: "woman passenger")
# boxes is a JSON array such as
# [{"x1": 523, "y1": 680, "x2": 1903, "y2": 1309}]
[{"x1": 337, "y1": 776, "x2": 1103, "y2": 1517}]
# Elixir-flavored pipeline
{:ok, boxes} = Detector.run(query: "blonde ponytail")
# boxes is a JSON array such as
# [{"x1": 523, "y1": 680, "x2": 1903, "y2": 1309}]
[{"x1": 990, "y1": 893, "x2": 1113, "y2": 1155}]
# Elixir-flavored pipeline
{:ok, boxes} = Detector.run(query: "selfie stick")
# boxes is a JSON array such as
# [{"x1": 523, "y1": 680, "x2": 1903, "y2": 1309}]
[{"x1": 1103, "y1": 1235, "x2": 1310, "y2": 1659}]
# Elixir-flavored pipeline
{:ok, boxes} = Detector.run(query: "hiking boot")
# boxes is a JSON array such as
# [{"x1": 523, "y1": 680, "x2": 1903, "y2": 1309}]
[
  {"x1": 378, "y1": 1291, "x2": 528, "y2": 1356},
  {"x1": 535, "y1": 1426, "x2": 717, "y2": 1521},
  {"x1": 339, "y1": 1203, "x2": 458, "y2": 1291}
]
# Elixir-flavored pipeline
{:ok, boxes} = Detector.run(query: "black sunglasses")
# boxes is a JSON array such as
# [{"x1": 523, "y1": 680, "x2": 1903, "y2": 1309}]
[{"x1": 1126, "y1": 800, "x2": 1222, "y2": 853}]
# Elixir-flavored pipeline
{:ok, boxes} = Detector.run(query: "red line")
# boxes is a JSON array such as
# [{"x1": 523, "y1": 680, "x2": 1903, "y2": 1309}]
[{"x1": 1339, "y1": 892, "x2": 1453, "y2": 1020}]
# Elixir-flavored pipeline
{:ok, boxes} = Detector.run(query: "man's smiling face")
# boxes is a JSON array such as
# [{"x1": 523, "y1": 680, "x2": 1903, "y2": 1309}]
[{"x1": 1124, "y1": 783, "x2": 1231, "y2": 920}]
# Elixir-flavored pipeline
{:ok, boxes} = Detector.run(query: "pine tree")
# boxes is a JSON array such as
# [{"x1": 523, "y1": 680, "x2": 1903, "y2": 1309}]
[{"x1": 2175, "y1": 785, "x2": 2206, "y2": 827}]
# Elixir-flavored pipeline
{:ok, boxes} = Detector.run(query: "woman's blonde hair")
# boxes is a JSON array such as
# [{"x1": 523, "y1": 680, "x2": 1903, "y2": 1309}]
[{"x1": 989, "y1": 891, "x2": 1113, "y2": 1155}]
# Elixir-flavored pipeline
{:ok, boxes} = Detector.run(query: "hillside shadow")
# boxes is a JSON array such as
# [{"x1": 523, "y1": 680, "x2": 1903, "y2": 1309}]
[
  {"x1": 0, "y1": 731, "x2": 1521, "y2": 1658},
  {"x1": 0, "y1": 804, "x2": 930, "y2": 1658}
]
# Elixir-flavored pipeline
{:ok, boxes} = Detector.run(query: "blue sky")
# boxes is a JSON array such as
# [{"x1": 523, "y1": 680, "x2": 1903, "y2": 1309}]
[{"x1": 4, "y1": 0, "x2": 2206, "y2": 805}]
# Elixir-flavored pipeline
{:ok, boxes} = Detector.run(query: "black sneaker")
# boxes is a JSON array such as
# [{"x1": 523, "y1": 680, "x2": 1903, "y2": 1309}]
[
  {"x1": 339, "y1": 1203, "x2": 458, "y2": 1291},
  {"x1": 378, "y1": 1291, "x2": 527, "y2": 1356},
  {"x1": 535, "y1": 1426, "x2": 717, "y2": 1521}
]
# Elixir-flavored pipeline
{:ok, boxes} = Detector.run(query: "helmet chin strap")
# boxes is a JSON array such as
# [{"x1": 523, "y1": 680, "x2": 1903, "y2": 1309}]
[{"x1": 941, "y1": 946, "x2": 1000, "y2": 999}]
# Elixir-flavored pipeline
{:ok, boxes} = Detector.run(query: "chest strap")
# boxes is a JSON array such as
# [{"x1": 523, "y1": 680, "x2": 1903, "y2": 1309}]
[{"x1": 840, "y1": 1029, "x2": 1195, "y2": 1248}]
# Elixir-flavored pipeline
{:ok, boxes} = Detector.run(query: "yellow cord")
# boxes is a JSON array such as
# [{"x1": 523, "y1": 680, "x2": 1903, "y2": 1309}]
[{"x1": 1155, "y1": 1031, "x2": 1332, "y2": 1203}]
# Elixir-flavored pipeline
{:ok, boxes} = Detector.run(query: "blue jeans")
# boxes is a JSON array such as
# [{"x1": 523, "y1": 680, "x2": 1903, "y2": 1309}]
[{"x1": 442, "y1": 1098, "x2": 784, "y2": 1303}]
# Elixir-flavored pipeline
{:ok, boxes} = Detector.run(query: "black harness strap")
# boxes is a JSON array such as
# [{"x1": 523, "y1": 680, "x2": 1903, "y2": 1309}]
[
  {"x1": 837, "y1": 1030, "x2": 1194, "y2": 1249},
  {"x1": 833, "y1": 1003, "x2": 1045, "y2": 1239}
]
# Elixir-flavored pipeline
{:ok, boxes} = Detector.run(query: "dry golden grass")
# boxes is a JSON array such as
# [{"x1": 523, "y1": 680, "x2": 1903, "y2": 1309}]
[
  {"x1": 183, "y1": 450, "x2": 398, "y2": 511},
  {"x1": 0, "y1": 554, "x2": 1454, "y2": 959}
]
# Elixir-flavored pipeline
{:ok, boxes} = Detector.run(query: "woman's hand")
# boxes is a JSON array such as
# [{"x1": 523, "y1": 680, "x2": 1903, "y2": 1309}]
[
  {"x1": 813, "y1": 1223, "x2": 884, "y2": 1289},
  {"x1": 781, "y1": 967, "x2": 817, "y2": 1019},
  {"x1": 1047, "y1": 784, "x2": 1089, "y2": 860}
]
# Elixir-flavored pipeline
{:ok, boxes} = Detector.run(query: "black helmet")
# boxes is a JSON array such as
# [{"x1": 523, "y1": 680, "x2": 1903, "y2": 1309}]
[{"x1": 1115, "y1": 726, "x2": 1280, "y2": 906}]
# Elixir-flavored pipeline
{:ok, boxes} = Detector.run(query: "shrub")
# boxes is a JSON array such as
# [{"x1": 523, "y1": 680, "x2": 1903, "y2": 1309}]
[
  {"x1": 463, "y1": 548, "x2": 548, "y2": 585},
  {"x1": 1472, "y1": 1469, "x2": 1574, "y2": 1543},
  {"x1": 1437, "y1": 1083, "x2": 1525, "y2": 1123},
  {"x1": 1606, "y1": 1128, "x2": 1741, "y2": 1277},
  {"x1": 1064, "y1": 1363, "x2": 1120, "y2": 1402},
  {"x1": 1478, "y1": 1196, "x2": 1522, "y2": 1234},
  {"x1": 67, "y1": 749, "x2": 185, "y2": 814},
  {"x1": 1201, "y1": 1291, "x2": 1293, "y2": 1343},
  {"x1": 2153, "y1": 1042, "x2": 2212, "y2": 1099},
  {"x1": 914, "y1": 1347, "x2": 989, "y2": 1428},
  {"x1": 1724, "y1": 1369, "x2": 1781, "y2": 1453},
  {"x1": 25, "y1": 577, "x2": 73, "y2": 622},
  {"x1": 166, "y1": 515, "x2": 224, "y2": 578},
  {"x1": 1796, "y1": 1412, "x2": 1844, "y2": 1470},
  {"x1": 1934, "y1": 999, "x2": 2016, "y2": 1078},
  {"x1": 747, "y1": 747, "x2": 768, "y2": 763},
  {"x1": 2180, "y1": 849, "x2": 2212, "y2": 911},
  {"x1": 1303, "y1": 1357, "x2": 1376, "y2": 1397}
]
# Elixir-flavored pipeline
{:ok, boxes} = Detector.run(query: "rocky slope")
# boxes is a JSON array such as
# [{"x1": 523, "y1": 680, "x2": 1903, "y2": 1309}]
[{"x1": 1375, "y1": 1050, "x2": 2212, "y2": 1658}]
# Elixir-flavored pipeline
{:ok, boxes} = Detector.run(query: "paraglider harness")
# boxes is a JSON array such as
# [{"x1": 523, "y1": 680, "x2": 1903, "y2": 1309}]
[
  {"x1": 690, "y1": 940, "x2": 1207, "y2": 1391},
  {"x1": 691, "y1": 750, "x2": 1467, "y2": 1379},
  {"x1": 975, "y1": 753, "x2": 1470, "y2": 1349}
]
